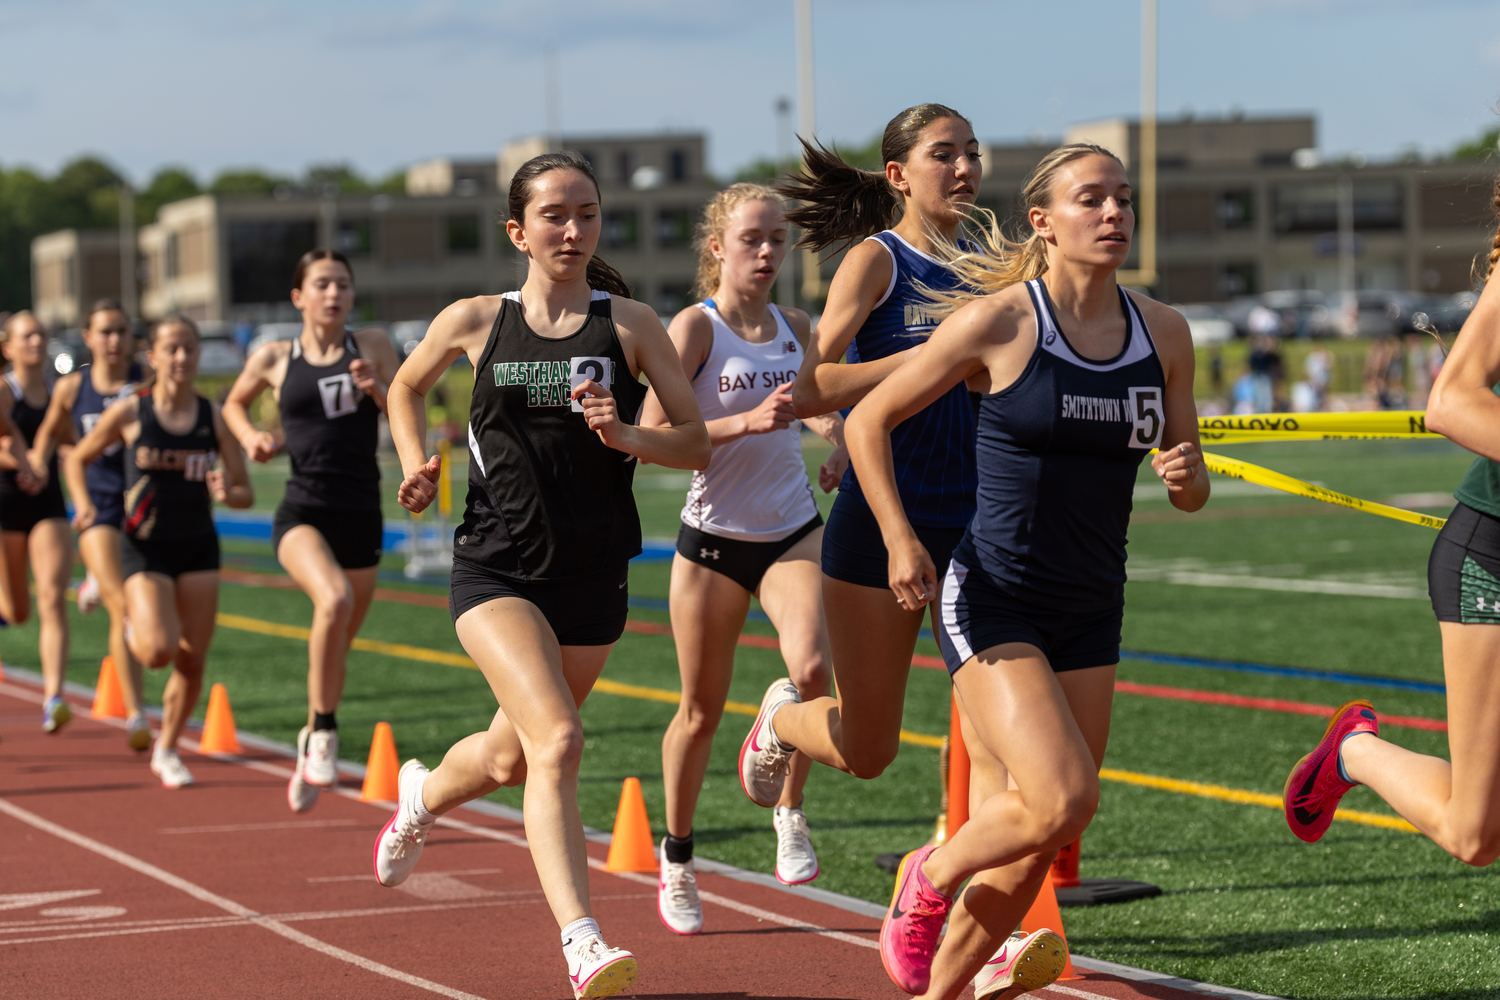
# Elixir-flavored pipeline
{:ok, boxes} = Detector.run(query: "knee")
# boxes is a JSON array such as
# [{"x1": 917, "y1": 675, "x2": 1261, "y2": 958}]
[
  {"x1": 5, "y1": 601, "x2": 30, "y2": 625},
  {"x1": 672, "y1": 701, "x2": 723, "y2": 744},
  {"x1": 1030, "y1": 778, "x2": 1099, "y2": 848},
  {"x1": 315, "y1": 586, "x2": 355, "y2": 625},
  {"x1": 787, "y1": 652, "x2": 831, "y2": 699},
  {"x1": 842, "y1": 741, "x2": 899, "y2": 781},
  {"x1": 132, "y1": 633, "x2": 176, "y2": 669},
  {"x1": 527, "y1": 722, "x2": 586, "y2": 775},
  {"x1": 1447, "y1": 825, "x2": 1500, "y2": 868}
]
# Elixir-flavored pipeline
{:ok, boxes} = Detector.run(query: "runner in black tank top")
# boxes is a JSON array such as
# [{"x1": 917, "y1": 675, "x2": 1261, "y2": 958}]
[
  {"x1": 223, "y1": 249, "x2": 400, "y2": 813},
  {"x1": 841, "y1": 147, "x2": 1208, "y2": 999},
  {"x1": 69, "y1": 316, "x2": 254, "y2": 790},
  {"x1": 0, "y1": 311, "x2": 75, "y2": 735},
  {"x1": 375, "y1": 152, "x2": 708, "y2": 1000},
  {"x1": 32, "y1": 299, "x2": 154, "y2": 750}
]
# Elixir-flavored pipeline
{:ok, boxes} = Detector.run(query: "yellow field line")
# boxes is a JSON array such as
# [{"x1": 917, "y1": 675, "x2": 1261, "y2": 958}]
[{"x1": 213, "y1": 610, "x2": 1413, "y2": 833}]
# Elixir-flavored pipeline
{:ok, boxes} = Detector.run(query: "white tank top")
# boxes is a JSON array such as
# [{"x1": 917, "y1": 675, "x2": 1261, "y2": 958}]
[{"x1": 681, "y1": 301, "x2": 819, "y2": 542}]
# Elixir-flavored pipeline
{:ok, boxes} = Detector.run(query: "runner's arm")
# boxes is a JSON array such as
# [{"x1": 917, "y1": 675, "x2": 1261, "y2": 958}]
[
  {"x1": 1428, "y1": 276, "x2": 1500, "y2": 461},
  {"x1": 351, "y1": 326, "x2": 401, "y2": 413},
  {"x1": 208, "y1": 402, "x2": 255, "y2": 509},
  {"x1": 604, "y1": 298, "x2": 710, "y2": 469},
  {"x1": 31, "y1": 372, "x2": 81, "y2": 470},
  {"x1": 1141, "y1": 299, "x2": 1209, "y2": 513},
  {"x1": 66, "y1": 397, "x2": 136, "y2": 531},
  {"x1": 222, "y1": 343, "x2": 284, "y2": 463}
]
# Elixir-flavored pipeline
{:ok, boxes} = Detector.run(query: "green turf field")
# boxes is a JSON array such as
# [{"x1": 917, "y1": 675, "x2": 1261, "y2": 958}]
[{"x1": 7, "y1": 434, "x2": 1500, "y2": 999}]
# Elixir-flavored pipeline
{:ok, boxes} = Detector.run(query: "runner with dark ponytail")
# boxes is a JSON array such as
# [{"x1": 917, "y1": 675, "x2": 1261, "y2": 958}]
[{"x1": 507, "y1": 152, "x2": 633, "y2": 298}]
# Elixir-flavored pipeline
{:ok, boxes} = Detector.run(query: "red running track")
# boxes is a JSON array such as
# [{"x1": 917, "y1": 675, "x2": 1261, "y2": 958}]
[{"x1": 0, "y1": 675, "x2": 1277, "y2": 1000}]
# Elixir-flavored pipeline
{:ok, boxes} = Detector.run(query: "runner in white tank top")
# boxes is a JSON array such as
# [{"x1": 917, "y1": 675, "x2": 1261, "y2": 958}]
[
  {"x1": 681, "y1": 300, "x2": 819, "y2": 541},
  {"x1": 640, "y1": 186, "x2": 846, "y2": 935}
]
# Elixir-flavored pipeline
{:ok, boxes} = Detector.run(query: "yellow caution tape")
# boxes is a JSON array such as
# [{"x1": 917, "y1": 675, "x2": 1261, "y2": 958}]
[
  {"x1": 1200, "y1": 451, "x2": 1447, "y2": 529},
  {"x1": 1198, "y1": 410, "x2": 1436, "y2": 444}
]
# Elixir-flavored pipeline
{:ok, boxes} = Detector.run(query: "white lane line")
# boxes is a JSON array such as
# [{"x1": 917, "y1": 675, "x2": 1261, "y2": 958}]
[
  {"x1": 1038, "y1": 986, "x2": 1110, "y2": 999},
  {"x1": 0, "y1": 796, "x2": 491, "y2": 1000},
  {"x1": 160, "y1": 819, "x2": 359, "y2": 835},
  {"x1": 309, "y1": 868, "x2": 509, "y2": 883},
  {"x1": 0, "y1": 890, "x2": 101, "y2": 911},
  {"x1": 1127, "y1": 568, "x2": 1426, "y2": 599}
]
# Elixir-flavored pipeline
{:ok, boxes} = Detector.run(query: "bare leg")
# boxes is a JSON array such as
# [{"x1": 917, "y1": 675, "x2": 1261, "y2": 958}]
[
  {"x1": 161, "y1": 569, "x2": 218, "y2": 749},
  {"x1": 419, "y1": 597, "x2": 613, "y2": 928},
  {"x1": 79, "y1": 526, "x2": 145, "y2": 716},
  {"x1": 277, "y1": 526, "x2": 377, "y2": 723},
  {"x1": 1341, "y1": 620, "x2": 1500, "y2": 865},
  {"x1": 755, "y1": 530, "x2": 833, "y2": 808},
  {"x1": 662, "y1": 554, "x2": 750, "y2": 837},
  {"x1": 29, "y1": 519, "x2": 72, "y2": 700},
  {"x1": 769, "y1": 575, "x2": 928, "y2": 779},
  {"x1": 0, "y1": 531, "x2": 32, "y2": 630}
]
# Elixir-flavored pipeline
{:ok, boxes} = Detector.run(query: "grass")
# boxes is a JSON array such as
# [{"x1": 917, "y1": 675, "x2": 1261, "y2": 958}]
[{"x1": 5, "y1": 434, "x2": 1500, "y2": 998}]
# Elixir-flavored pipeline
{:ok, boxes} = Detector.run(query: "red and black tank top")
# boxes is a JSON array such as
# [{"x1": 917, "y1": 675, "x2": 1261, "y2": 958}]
[
  {"x1": 456, "y1": 290, "x2": 649, "y2": 580},
  {"x1": 123, "y1": 393, "x2": 218, "y2": 541},
  {"x1": 279, "y1": 332, "x2": 381, "y2": 511}
]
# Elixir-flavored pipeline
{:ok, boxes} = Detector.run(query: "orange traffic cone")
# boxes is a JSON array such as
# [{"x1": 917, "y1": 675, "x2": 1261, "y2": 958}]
[
  {"x1": 1020, "y1": 875, "x2": 1078, "y2": 980},
  {"x1": 198, "y1": 683, "x2": 241, "y2": 754},
  {"x1": 361, "y1": 722, "x2": 400, "y2": 801},
  {"x1": 603, "y1": 777, "x2": 657, "y2": 872},
  {"x1": 947, "y1": 693, "x2": 971, "y2": 836},
  {"x1": 90, "y1": 656, "x2": 128, "y2": 720}
]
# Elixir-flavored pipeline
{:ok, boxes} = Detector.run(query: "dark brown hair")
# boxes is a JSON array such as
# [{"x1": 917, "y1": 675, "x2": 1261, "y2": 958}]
[
  {"x1": 506, "y1": 151, "x2": 632, "y2": 298},
  {"x1": 149, "y1": 313, "x2": 200, "y2": 346},
  {"x1": 83, "y1": 298, "x2": 128, "y2": 330},
  {"x1": 777, "y1": 103, "x2": 974, "y2": 253},
  {"x1": 292, "y1": 249, "x2": 354, "y2": 293}
]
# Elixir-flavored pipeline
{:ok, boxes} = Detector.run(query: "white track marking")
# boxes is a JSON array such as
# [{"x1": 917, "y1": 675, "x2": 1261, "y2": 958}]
[
  {"x1": 0, "y1": 890, "x2": 100, "y2": 911},
  {"x1": 309, "y1": 868, "x2": 509, "y2": 883},
  {"x1": 0, "y1": 797, "x2": 491, "y2": 1000},
  {"x1": 160, "y1": 819, "x2": 358, "y2": 834},
  {"x1": 1039, "y1": 986, "x2": 1110, "y2": 999}
]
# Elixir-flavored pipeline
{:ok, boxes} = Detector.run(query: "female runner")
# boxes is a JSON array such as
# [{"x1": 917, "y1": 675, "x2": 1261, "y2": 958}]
[
  {"x1": 738, "y1": 104, "x2": 981, "y2": 798},
  {"x1": 1288, "y1": 182, "x2": 1500, "y2": 869},
  {"x1": 374, "y1": 151, "x2": 709, "y2": 999},
  {"x1": 843, "y1": 145, "x2": 1207, "y2": 998},
  {"x1": 223, "y1": 249, "x2": 399, "y2": 812},
  {"x1": 0, "y1": 311, "x2": 75, "y2": 733},
  {"x1": 67, "y1": 316, "x2": 253, "y2": 789},
  {"x1": 641, "y1": 184, "x2": 845, "y2": 934},
  {"x1": 33, "y1": 299, "x2": 152, "y2": 750}
]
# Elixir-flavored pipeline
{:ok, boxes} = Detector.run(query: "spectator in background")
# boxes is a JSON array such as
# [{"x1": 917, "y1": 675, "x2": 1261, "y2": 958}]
[
  {"x1": 1304, "y1": 343, "x2": 1334, "y2": 411},
  {"x1": 1248, "y1": 334, "x2": 1285, "y2": 411},
  {"x1": 1208, "y1": 345, "x2": 1224, "y2": 398},
  {"x1": 1364, "y1": 335, "x2": 1405, "y2": 409},
  {"x1": 1232, "y1": 363, "x2": 1257, "y2": 414},
  {"x1": 1406, "y1": 333, "x2": 1436, "y2": 408},
  {"x1": 232, "y1": 316, "x2": 253, "y2": 358}
]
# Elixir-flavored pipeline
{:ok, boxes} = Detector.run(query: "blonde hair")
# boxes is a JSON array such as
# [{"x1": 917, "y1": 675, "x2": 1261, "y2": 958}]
[
  {"x1": 0, "y1": 310, "x2": 42, "y2": 371},
  {"x1": 921, "y1": 143, "x2": 1125, "y2": 319},
  {"x1": 693, "y1": 183, "x2": 783, "y2": 300},
  {"x1": 1483, "y1": 172, "x2": 1500, "y2": 283}
]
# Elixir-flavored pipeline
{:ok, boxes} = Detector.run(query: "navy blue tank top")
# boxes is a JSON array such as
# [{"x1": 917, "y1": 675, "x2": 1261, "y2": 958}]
[
  {"x1": 840, "y1": 231, "x2": 977, "y2": 528},
  {"x1": 72, "y1": 363, "x2": 143, "y2": 500},
  {"x1": 954, "y1": 279, "x2": 1166, "y2": 611}
]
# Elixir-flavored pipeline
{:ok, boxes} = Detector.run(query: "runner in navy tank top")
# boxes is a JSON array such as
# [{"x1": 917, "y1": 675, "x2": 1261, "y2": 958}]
[
  {"x1": 845, "y1": 146, "x2": 1208, "y2": 999},
  {"x1": 223, "y1": 249, "x2": 400, "y2": 813},
  {"x1": 68, "y1": 316, "x2": 254, "y2": 790},
  {"x1": 738, "y1": 105, "x2": 983, "y2": 809},
  {"x1": 377, "y1": 151, "x2": 708, "y2": 999},
  {"x1": 32, "y1": 299, "x2": 152, "y2": 750},
  {"x1": 0, "y1": 310, "x2": 74, "y2": 735}
]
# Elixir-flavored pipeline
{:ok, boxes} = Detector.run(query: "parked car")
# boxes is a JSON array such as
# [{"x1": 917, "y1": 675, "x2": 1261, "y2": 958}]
[
  {"x1": 1174, "y1": 304, "x2": 1235, "y2": 345},
  {"x1": 389, "y1": 320, "x2": 432, "y2": 360}
]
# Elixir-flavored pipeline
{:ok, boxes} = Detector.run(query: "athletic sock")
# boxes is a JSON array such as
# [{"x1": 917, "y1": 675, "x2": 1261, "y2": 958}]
[
  {"x1": 1336, "y1": 731, "x2": 1372, "y2": 784},
  {"x1": 663, "y1": 832, "x2": 694, "y2": 864},
  {"x1": 561, "y1": 916, "x2": 601, "y2": 949},
  {"x1": 312, "y1": 711, "x2": 337, "y2": 731},
  {"x1": 409, "y1": 771, "x2": 435, "y2": 825},
  {"x1": 767, "y1": 701, "x2": 798, "y2": 753}
]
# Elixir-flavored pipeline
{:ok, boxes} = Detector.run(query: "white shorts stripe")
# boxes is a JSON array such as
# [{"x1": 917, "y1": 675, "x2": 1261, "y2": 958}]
[{"x1": 941, "y1": 559, "x2": 973, "y2": 664}]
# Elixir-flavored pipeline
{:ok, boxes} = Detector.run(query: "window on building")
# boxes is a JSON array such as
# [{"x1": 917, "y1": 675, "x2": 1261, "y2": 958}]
[
  {"x1": 617, "y1": 150, "x2": 634, "y2": 185},
  {"x1": 1220, "y1": 263, "x2": 1257, "y2": 297},
  {"x1": 228, "y1": 220, "x2": 318, "y2": 304},
  {"x1": 656, "y1": 282, "x2": 694, "y2": 314},
  {"x1": 1217, "y1": 189, "x2": 1254, "y2": 229},
  {"x1": 1274, "y1": 180, "x2": 1404, "y2": 233},
  {"x1": 337, "y1": 219, "x2": 374, "y2": 256},
  {"x1": 657, "y1": 208, "x2": 694, "y2": 248},
  {"x1": 669, "y1": 149, "x2": 687, "y2": 182},
  {"x1": 445, "y1": 214, "x2": 481, "y2": 254},
  {"x1": 605, "y1": 210, "x2": 640, "y2": 249},
  {"x1": 165, "y1": 234, "x2": 179, "y2": 280}
]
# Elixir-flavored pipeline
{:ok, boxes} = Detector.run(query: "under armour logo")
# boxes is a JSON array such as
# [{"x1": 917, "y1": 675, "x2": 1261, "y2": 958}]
[
  {"x1": 1479, "y1": 597, "x2": 1493, "y2": 612},
  {"x1": 781, "y1": 341, "x2": 797, "y2": 353},
  {"x1": 700, "y1": 548, "x2": 720, "y2": 560}
]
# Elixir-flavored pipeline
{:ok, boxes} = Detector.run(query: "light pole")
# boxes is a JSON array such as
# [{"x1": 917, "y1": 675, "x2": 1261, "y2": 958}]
[
  {"x1": 795, "y1": 0, "x2": 821, "y2": 305},
  {"x1": 775, "y1": 97, "x2": 796, "y2": 310},
  {"x1": 118, "y1": 184, "x2": 138, "y2": 320},
  {"x1": 1118, "y1": 0, "x2": 1158, "y2": 289}
]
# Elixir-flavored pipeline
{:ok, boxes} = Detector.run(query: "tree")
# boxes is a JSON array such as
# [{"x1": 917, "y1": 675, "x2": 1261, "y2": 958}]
[
  {"x1": 1454, "y1": 126, "x2": 1500, "y2": 161},
  {"x1": 136, "y1": 167, "x2": 201, "y2": 224},
  {"x1": 303, "y1": 162, "x2": 370, "y2": 194},
  {"x1": 211, "y1": 169, "x2": 290, "y2": 197},
  {"x1": 0, "y1": 156, "x2": 125, "y2": 310}
]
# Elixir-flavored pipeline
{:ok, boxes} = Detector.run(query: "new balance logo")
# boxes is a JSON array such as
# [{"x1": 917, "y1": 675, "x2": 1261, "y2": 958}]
[
  {"x1": 781, "y1": 341, "x2": 797, "y2": 354},
  {"x1": 700, "y1": 548, "x2": 720, "y2": 560}
]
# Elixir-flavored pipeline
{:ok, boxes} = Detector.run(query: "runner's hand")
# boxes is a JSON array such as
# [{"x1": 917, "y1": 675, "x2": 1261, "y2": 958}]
[
  {"x1": 25, "y1": 450, "x2": 48, "y2": 492},
  {"x1": 71, "y1": 501, "x2": 97, "y2": 533},
  {"x1": 574, "y1": 380, "x2": 628, "y2": 451},
  {"x1": 350, "y1": 358, "x2": 379, "y2": 395},
  {"x1": 242, "y1": 430, "x2": 281, "y2": 463},
  {"x1": 207, "y1": 467, "x2": 230, "y2": 503},
  {"x1": 888, "y1": 533, "x2": 937, "y2": 612},
  {"x1": 743, "y1": 382, "x2": 796, "y2": 435},
  {"x1": 819, "y1": 442, "x2": 848, "y2": 492},
  {"x1": 398, "y1": 454, "x2": 441, "y2": 513},
  {"x1": 1152, "y1": 441, "x2": 1203, "y2": 492}
]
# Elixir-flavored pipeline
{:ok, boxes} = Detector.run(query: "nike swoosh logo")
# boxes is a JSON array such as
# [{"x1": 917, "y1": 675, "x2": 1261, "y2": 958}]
[
  {"x1": 1292, "y1": 752, "x2": 1328, "y2": 826},
  {"x1": 985, "y1": 948, "x2": 1010, "y2": 968}
]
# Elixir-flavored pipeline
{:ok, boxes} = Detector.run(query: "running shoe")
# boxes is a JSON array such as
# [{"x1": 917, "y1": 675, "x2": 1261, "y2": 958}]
[
  {"x1": 773, "y1": 805, "x2": 819, "y2": 885},
  {"x1": 150, "y1": 745, "x2": 195, "y2": 789},
  {"x1": 76, "y1": 573, "x2": 101, "y2": 614},
  {"x1": 1284, "y1": 699, "x2": 1379, "y2": 844},
  {"x1": 126, "y1": 712, "x2": 151, "y2": 752},
  {"x1": 304, "y1": 727, "x2": 339, "y2": 787},
  {"x1": 567, "y1": 934, "x2": 637, "y2": 999},
  {"x1": 879, "y1": 845, "x2": 951, "y2": 994},
  {"x1": 42, "y1": 696, "x2": 71, "y2": 734},
  {"x1": 288, "y1": 726, "x2": 321, "y2": 813},
  {"x1": 373, "y1": 759, "x2": 434, "y2": 887},
  {"x1": 972, "y1": 928, "x2": 1069, "y2": 999},
  {"x1": 738, "y1": 678, "x2": 798, "y2": 807},
  {"x1": 656, "y1": 838, "x2": 702, "y2": 935}
]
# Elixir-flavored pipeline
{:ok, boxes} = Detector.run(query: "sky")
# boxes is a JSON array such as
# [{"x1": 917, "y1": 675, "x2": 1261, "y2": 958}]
[{"x1": 1, "y1": 0, "x2": 1498, "y2": 185}]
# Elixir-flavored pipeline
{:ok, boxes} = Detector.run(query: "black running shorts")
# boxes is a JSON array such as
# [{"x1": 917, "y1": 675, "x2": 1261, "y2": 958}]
[
  {"x1": 122, "y1": 533, "x2": 221, "y2": 580},
  {"x1": 821, "y1": 490, "x2": 967, "y2": 591},
  {"x1": 1428, "y1": 502, "x2": 1500, "y2": 624},
  {"x1": 448, "y1": 560, "x2": 629, "y2": 646},
  {"x1": 676, "y1": 513, "x2": 822, "y2": 594},
  {"x1": 0, "y1": 484, "x2": 69, "y2": 534},
  {"x1": 272, "y1": 499, "x2": 384, "y2": 570}
]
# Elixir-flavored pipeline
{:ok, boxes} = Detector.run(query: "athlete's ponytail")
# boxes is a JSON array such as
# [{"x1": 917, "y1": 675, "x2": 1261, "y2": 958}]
[
  {"x1": 1481, "y1": 171, "x2": 1500, "y2": 284},
  {"x1": 778, "y1": 103, "x2": 973, "y2": 254},
  {"x1": 920, "y1": 143, "x2": 1125, "y2": 321},
  {"x1": 507, "y1": 151, "x2": 632, "y2": 298}
]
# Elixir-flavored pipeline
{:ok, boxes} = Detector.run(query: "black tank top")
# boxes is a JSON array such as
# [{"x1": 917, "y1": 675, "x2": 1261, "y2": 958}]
[
  {"x1": 124, "y1": 393, "x2": 218, "y2": 541},
  {"x1": 0, "y1": 371, "x2": 63, "y2": 505},
  {"x1": 279, "y1": 332, "x2": 381, "y2": 511},
  {"x1": 456, "y1": 290, "x2": 649, "y2": 580}
]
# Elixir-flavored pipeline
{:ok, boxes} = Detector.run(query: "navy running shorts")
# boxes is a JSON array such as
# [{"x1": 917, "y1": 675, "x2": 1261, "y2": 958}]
[
  {"x1": 272, "y1": 499, "x2": 384, "y2": 570},
  {"x1": 87, "y1": 489, "x2": 124, "y2": 530},
  {"x1": 1428, "y1": 502, "x2": 1500, "y2": 624},
  {"x1": 448, "y1": 560, "x2": 629, "y2": 646},
  {"x1": 676, "y1": 513, "x2": 822, "y2": 594},
  {"x1": 821, "y1": 490, "x2": 968, "y2": 591},
  {"x1": 937, "y1": 557, "x2": 1123, "y2": 675}
]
